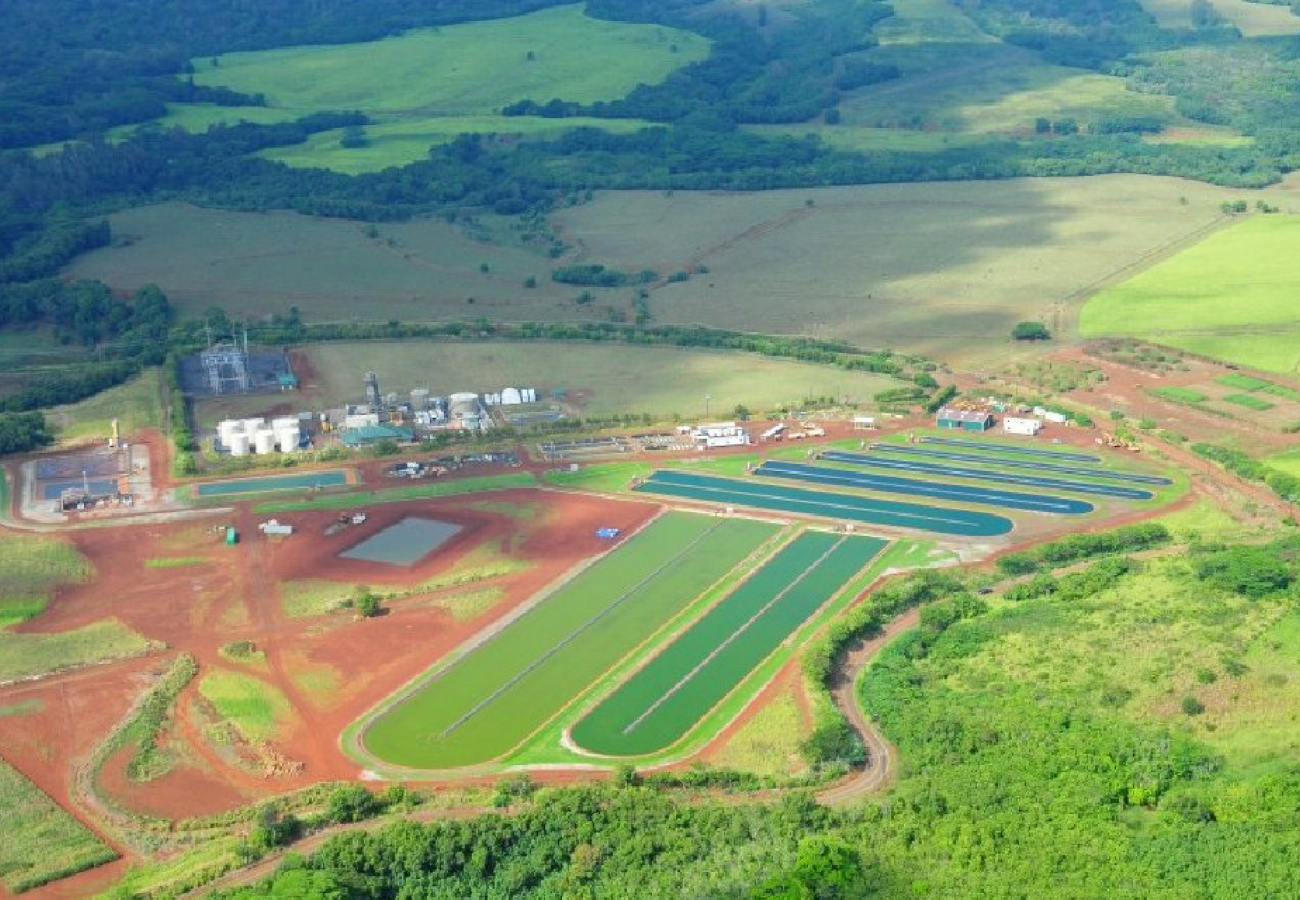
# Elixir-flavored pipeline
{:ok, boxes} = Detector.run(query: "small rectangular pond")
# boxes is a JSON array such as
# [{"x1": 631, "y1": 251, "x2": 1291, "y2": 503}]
[
  {"x1": 42, "y1": 479, "x2": 118, "y2": 500},
  {"x1": 196, "y1": 470, "x2": 348, "y2": 497},
  {"x1": 340, "y1": 517, "x2": 464, "y2": 566}
]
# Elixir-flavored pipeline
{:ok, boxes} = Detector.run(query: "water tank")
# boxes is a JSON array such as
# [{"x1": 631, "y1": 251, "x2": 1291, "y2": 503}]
[
  {"x1": 276, "y1": 426, "x2": 300, "y2": 452},
  {"x1": 411, "y1": 389, "x2": 430, "y2": 411},
  {"x1": 242, "y1": 417, "x2": 266, "y2": 433},
  {"x1": 228, "y1": 432, "x2": 251, "y2": 456},
  {"x1": 218, "y1": 420, "x2": 242, "y2": 446},
  {"x1": 254, "y1": 429, "x2": 276, "y2": 455},
  {"x1": 271, "y1": 416, "x2": 298, "y2": 430}
]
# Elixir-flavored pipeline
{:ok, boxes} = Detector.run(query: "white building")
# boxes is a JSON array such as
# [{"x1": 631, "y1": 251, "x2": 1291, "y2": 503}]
[
  {"x1": 692, "y1": 421, "x2": 750, "y2": 448},
  {"x1": 1003, "y1": 416, "x2": 1043, "y2": 436}
]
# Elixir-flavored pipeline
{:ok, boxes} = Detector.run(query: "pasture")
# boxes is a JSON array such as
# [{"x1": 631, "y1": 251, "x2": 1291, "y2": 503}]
[
  {"x1": 358, "y1": 513, "x2": 778, "y2": 769},
  {"x1": 197, "y1": 670, "x2": 293, "y2": 743},
  {"x1": 0, "y1": 756, "x2": 116, "y2": 893},
  {"x1": 44, "y1": 368, "x2": 162, "y2": 442},
  {"x1": 1080, "y1": 215, "x2": 1300, "y2": 374},
  {"x1": 571, "y1": 531, "x2": 885, "y2": 756},
  {"x1": 157, "y1": 4, "x2": 705, "y2": 172},
  {"x1": 550, "y1": 176, "x2": 1242, "y2": 365},
  {"x1": 66, "y1": 203, "x2": 587, "y2": 323},
  {"x1": 297, "y1": 340, "x2": 905, "y2": 419}
]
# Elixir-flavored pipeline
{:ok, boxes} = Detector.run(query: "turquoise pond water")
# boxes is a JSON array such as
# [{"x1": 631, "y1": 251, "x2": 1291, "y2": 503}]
[
  {"x1": 195, "y1": 470, "x2": 348, "y2": 496},
  {"x1": 340, "y1": 517, "x2": 464, "y2": 566}
]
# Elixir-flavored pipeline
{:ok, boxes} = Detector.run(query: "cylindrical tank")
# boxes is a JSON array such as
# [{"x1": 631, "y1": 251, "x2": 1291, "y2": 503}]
[
  {"x1": 228, "y1": 432, "x2": 251, "y2": 456},
  {"x1": 254, "y1": 429, "x2": 276, "y2": 455},
  {"x1": 242, "y1": 417, "x2": 265, "y2": 434},
  {"x1": 276, "y1": 426, "x2": 300, "y2": 452},
  {"x1": 218, "y1": 420, "x2": 242, "y2": 446},
  {"x1": 271, "y1": 416, "x2": 297, "y2": 431},
  {"x1": 411, "y1": 389, "x2": 430, "y2": 411}
]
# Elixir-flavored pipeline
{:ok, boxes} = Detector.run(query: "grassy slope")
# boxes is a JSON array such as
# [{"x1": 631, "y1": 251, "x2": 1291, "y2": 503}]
[
  {"x1": 44, "y1": 368, "x2": 162, "y2": 442},
  {"x1": 152, "y1": 4, "x2": 706, "y2": 173},
  {"x1": 856, "y1": 544, "x2": 1300, "y2": 896},
  {"x1": 300, "y1": 341, "x2": 905, "y2": 419},
  {"x1": 0, "y1": 531, "x2": 92, "y2": 626},
  {"x1": 1080, "y1": 215, "x2": 1300, "y2": 373},
  {"x1": 551, "y1": 176, "x2": 1238, "y2": 367},
  {"x1": 1138, "y1": 0, "x2": 1300, "y2": 35},
  {"x1": 0, "y1": 757, "x2": 116, "y2": 894}
]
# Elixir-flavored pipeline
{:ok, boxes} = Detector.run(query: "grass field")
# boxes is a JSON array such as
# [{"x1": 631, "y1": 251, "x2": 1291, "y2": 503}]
[
  {"x1": 298, "y1": 340, "x2": 906, "y2": 419},
  {"x1": 1216, "y1": 372, "x2": 1300, "y2": 402},
  {"x1": 571, "y1": 531, "x2": 885, "y2": 756},
  {"x1": 0, "y1": 531, "x2": 93, "y2": 626},
  {"x1": 359, "y1": 513, "x2": 778, "y2": 769},
  {"x1": 259, "y1": 114, "x2": 653, "y2": 174},
  {"x1": 1081, "y1": 215, "x2": 1300, "y2": 374},
  {"x1": 0, "y1": 620, "x2": 158, "y2": 684},
  {"x1": 161, "y1": 4, "x2": 706, "y2": 172},
  {"x1": 551, "y1": 176, "x2": 1241, "y2": 365},
  {"x1": 0, "y1": 757, "x2": 116, "y2": 893},
  {"x1": 1138, "y1": 0, "x2": 1300, "y2": 36},
  {"x1": 198, "y1": 670, "x2": 292, "y2": 743},
  {"x1": 44, "y1": 368, "x2": 162, "y2": 442},
  {"x1": 1153, "y1": 386, "x2": 1209, "y2": 404},
  {"x1": 707, "y1": 686, "x2": 809, "y2": 778},
  {"x1": 1222, "y1": 392, "x2": 1275, "y2": 411}
]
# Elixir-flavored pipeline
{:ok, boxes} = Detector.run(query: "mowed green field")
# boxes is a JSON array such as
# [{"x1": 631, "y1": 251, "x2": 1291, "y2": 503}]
[
  {"x1": 143, "y1": 4, "x2": 705, "y2": 173},
  {"x1": 550, "y1": 176, "x2": 1242, "y2": 365},
  {"x1": 360, "y1": 513, "x2": 778, "y2": 769},
  {"x1": 1080, "y1": 215, "x2": 1300, "y2": 374},
  {"x1": 294, "y1": 340, "x2": 906, "y2": 419},
  {"x1": 0, "y1": 757, "x2": 116, "y2": 893},
  {"x1": 571, "y1": 531, "x2": 885, "y2": 756}
]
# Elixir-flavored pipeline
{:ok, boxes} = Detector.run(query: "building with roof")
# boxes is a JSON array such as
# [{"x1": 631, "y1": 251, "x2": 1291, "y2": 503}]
[{"x1": 936, "y1": 408, "x2": 994, "y2": 432}]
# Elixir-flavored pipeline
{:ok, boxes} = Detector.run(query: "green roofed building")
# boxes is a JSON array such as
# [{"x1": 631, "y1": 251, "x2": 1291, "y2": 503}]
[
  {"x1": 340, "y1": 425, "x2": 414, "y2": 446},
  {"x1": 936, "y1": 408, "x2": 994, "y2": 432}
]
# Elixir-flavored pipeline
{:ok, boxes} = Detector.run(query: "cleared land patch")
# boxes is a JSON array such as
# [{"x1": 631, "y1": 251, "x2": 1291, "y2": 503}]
[
  {"x1": 571, "y1": 531, "x2": 885, "y2": 756},
  {"x1": 0, "y1": 756, "x2": 116, "y2": 893},
  {"x1": 1138, "y1": 0, "x2": 1300, "y2": 36},
  {"x1": 360, "y1": 512, "x2": 778, "y2": 769},
  {"x1": 1081, "y1": 215, "x2": 1300, "y2": 374},
  {"x1": 634, "y1": 470, "x2": 1013, "y2": 536}
]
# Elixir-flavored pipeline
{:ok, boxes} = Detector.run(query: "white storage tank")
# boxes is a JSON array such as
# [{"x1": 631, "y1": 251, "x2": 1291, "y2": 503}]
[
  {"x1": 276, "y1": 426, "x2": 300, "y2": 451},
  {"x1": 228, "y1": 432, "x2": 251, "y2": 456},
  {"x1": 271, "y1": 416, "x2": 298, "y2": 431},
  {"x1": 242, "y1": 417, "x2": 266, "y2": 433},
  {"x1": 254, "y1": 429, "x2": 277, "y2": 455}
]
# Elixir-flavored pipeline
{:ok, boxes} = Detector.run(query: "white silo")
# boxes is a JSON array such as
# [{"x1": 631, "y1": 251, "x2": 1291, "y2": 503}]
[
  {"x1": 276, "y1": 425, "x2": 300, "y2": 451},
  {"x1": 218, "y1": 419, "x2": 242, "y2": 447},
  {"x1": 228, "y1": 432, "x2": 251, "y2": 456},
  {"x1": 253, "y1": 428, "x2": 277, "y2": 455}
]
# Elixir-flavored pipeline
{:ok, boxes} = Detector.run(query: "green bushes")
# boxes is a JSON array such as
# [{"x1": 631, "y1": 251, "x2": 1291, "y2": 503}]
[
  {"x1": 123, "y1": 654, "x2": 199, "y2": 782},
  {"x1": 800, "y1": 569, "x2": 965, "y2": 769},
  {"x1": 996, "y1": 524, "x2": 1170, "y2": 577},
  {"x1": 924, "y1": 384, "x2": 958, "y2": 413},
  {"x1": 1192, "y1": 443, "x2": 1300, "y2": 505},
  {"x1": 1192, "y1": 546, "x2": 1294, "y2": 599}
]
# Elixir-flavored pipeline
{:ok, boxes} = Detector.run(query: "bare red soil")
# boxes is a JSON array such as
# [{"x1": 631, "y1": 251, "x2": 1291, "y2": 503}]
[{"x1": 0, "y1": 489, "x2": 658, "y2": 831}]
